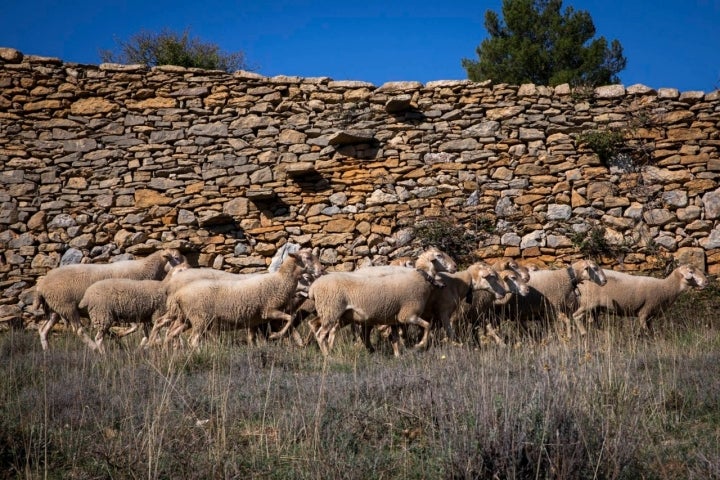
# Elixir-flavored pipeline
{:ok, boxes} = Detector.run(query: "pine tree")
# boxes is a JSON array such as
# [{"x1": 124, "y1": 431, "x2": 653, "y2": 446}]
[{"x1": 462, "y1": 0, "x2": 626, "y2": 87}]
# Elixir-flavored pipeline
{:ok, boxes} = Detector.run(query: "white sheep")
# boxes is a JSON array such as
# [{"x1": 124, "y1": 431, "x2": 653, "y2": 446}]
[
  {"x1": 33, "y1": 248, "x2": 186, "y2": 350},
  {"x1": 497, "y1": 259, "x2": 607, "y2": 339},
  {"x1": 487, "y1": 257, "x2": 531, "y2": 282},
  {"x1": 422, "y1": 263, "x2": 508, "y2": 343},
  {"x1": 77, "y1": 263, "x2": 190, "y2": 353},
  {"x1": 305, "y1": 246, "x2": 457, "y2": 350},
  {"x1": 148, "y1": 249, "x2": 323, "y2": 346},
  {"x1": 354, "y1": 246, "x2": 458, "y2": 285},
  {"x1": 308, "y1": 254, "x2": 454, "y2": 357},
  {"x1": 572, "y1": 264, "x2": 708, "y2": 333},
  {"x1": 460, "y1": 267, "x2": 532, "y2": 346},
  {"x1": 163, "y1": 252, "x2": 318, "y2": 347}
]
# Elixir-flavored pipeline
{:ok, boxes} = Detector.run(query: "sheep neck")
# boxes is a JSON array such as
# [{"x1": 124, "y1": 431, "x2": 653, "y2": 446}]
[
  {"x1": 416, "y1": 268, "x2": 439, "y2": 287},
  {"x1": 566, "y1": 266, "x2": 580, "y2": 289}
]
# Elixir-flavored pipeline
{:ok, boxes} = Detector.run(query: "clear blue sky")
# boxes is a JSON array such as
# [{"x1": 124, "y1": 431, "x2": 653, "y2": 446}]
[{"x1": 2, "y1": 1, "x2": 719, "y2": 92}]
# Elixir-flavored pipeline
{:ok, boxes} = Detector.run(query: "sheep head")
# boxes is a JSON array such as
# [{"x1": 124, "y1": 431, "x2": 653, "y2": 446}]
[
  {"x1": 574, "y1": 259, "x2": 607, "y2": 286},
  {"x1": 418, "y1": 246, "x2": 457, "y2": 274},
  {"x1": 494, "y1": 258, "x2": 531, "y2": 282},
  {"x1": 161, "y1": 249, "x2": 187, "y2": 268},
  {"x1": 676, "y1": 264, "x2": 708, "y2": 290},
  {"x1": 295, "y1": 249, "x2": 324, "y2": 280},
  {"x1": 500, "y1": 269, "x2": 530, "y2": 296},
  {"x1": 469, "y1": 264, "x2": 507, "y2": 300}
]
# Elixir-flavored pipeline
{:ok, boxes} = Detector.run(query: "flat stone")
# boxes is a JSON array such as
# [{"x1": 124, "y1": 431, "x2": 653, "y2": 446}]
[
  {"x1": 385, "y1": 94, "x2": 413, "y2": 113},
  {"x1": 245, "y1": 188, "x2": 275, "y2": 200},
  {"x1": 546, "y1": 204, "x2": 572, "y2": 220},
  {"x1": 286, "y1": 162, "x2": 316, "y2": 175},
  {"x1": 188, "y1": 122, "x2": 228, "y2": 137},
  {"x1": 134, "y1": 189, "x2": 171, "y2": 208},
  {"x1": 594, "y1": 85, "x2": 625, "y2": 98},
  {"x1": 328, "y1": 129, "x2": 375, "y2": 146},
  {"x1": 439, "y1": 138, "x2": 479, "y2": 152},
  {"x1": 0, "y1": 47, "x2": 23, "y2": 63},
  {"x1": 486, "y1": 105, "x2": 524, "y2": 121},
  {"x1": 70, "y1": 98, "x2": 118, "y2": 115},
  {"x1": 643, "y1": 209, "x2": 676, "y2": 226}
]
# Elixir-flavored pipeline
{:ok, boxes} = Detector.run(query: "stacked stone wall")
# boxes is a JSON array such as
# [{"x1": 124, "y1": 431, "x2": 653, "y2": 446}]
[{"x1": 1, "y1": 47, "x2": 719, "y2": 321}]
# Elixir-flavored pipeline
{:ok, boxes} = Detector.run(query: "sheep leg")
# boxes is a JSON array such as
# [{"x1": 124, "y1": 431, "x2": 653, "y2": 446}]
[
  {"x1": 571, "y1": 308, "x2": 588, "y2": 337},
  {"x1": 557, "y1": 312, "x2": 573, "y2": 339},
  {"x1": 145, "y1": 315, "x2": 171, "y2": 347},
  {"x1": 388, "y1": 325, "x2": 402, "y2": 357},
  {"x1": 313, "y1": 321, "x2": 332, "y2": 355},
  {"x1": 94, "y1": 328, "x2": 108, "y2": 354},
  {"x1": 305, "y1": 316, "x2": 322, "y2": 347},
  {"x1": 438, "y1": 311, "x2": 459, "y2": 344},
  {"x1": 360, "y1": 324, "x2": 375, "y2": 352},
  {"x1": 268, "y1": 317, "x2": 295, "y2": 340},
  {"x1": 39, "y1": 312, "x2": 60, "y2": 350},
  {"x1": 165, "y1": 319, "x2": 191, "y2": 346},
  {"x1": 402, "y1": 315, "x2": 431, "y2": 350},
  {"x1": 68, "y1": 310, "x2": 100, "y2": 351},
  {"x1": 114, "y1": 323, "x2": 140, "y2": 338},
  {"x1": 484, "y1": 323, "x2": 505, "y2": 346}
]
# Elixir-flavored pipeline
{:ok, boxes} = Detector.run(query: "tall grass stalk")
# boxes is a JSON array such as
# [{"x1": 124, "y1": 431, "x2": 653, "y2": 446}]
[{"x1": 0, "y1": 288, "x2": 718, "y2": 478}]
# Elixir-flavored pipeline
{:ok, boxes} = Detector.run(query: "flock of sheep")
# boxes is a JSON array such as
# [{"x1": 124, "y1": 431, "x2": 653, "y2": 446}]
[{"x1": 31, "y1": 245, "x2": 709, "y2": 355}]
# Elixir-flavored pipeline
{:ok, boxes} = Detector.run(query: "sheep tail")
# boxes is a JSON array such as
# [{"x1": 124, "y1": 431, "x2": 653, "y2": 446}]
[{"x1": 32, "y1": 290, "x2": 47, "y2": 315}]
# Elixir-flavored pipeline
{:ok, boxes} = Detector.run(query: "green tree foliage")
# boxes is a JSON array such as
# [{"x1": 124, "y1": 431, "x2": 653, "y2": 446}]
[
  {"x1": 462, "y1": 0, "x2": 626, "y2": 87},
  {"x1": 100, "y1": 28, "x2": 248, "y2": 73}
]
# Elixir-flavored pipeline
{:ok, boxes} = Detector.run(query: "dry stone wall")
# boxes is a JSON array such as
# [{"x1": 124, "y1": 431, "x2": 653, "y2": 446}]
[{"x1": 1, "y1": 47, "x2": 720, "y2": 322}]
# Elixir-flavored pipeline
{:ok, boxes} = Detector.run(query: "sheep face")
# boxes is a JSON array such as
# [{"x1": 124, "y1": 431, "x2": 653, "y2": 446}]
[
  {"x1": 161, "y1": 249, "x2": 187, "y2": 268},
  {"x1": 470, "y1": 265, "x2": 507, "y2": 300},
  {"x1": 294, "y1": 249, "x2": 324, "y2": 280},
  {"x1": 501, "y1": 270, "x2": 530, "y2": 296},
  {"x1": 495, "y1": 259, "x2": 531, "y2": 282},
  {"x1": 578, "y1": 260, "x2": 607, "y2": 286},
  {"x1": 425, "y1": 246, "x2": 457, "y2": 274},
  {"x1": 678, "y1": 264, "x2": 708, "y2": 290},
  {"x1": 166, "y1": 262, "x2": 191, "y2": 279}
]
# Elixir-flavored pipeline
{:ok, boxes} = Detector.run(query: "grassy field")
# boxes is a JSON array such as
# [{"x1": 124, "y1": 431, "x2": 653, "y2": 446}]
[{"x1": 1, "y1": 286, "x2": 719, "y2": 479}]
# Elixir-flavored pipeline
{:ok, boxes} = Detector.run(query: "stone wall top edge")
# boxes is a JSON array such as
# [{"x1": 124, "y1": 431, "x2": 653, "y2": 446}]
[{"x1": 1, "y1": 47, "x2": 718, "y2": 100}]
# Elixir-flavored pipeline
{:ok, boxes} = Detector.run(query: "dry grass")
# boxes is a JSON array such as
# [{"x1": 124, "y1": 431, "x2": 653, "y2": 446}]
[{"x1": 1, "y1": 287, "x2": 719, "y2": 479}]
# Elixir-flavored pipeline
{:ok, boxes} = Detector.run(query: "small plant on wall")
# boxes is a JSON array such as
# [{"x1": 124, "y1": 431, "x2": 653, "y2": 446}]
[
  {"x1": 413, "y1": 216, "x2": 488, "y2": 266},
  {"x1": 577, "y1": 109, "x2": 657, "y2": 170},
  {"x1": 577, "y1": 129, "x2": 625, "y2": 165},
  {"x1": 570, "y1": 225, "x2": 618, "y2": 261}
]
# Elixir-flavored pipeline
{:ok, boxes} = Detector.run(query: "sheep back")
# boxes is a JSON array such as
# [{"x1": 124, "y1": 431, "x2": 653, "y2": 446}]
[
  {"x1": 309, "y1": 270, "x2": 432, "y2": 326},
  {"x1": 174, "y1": 256, "x2": 305, "y2": 331},
  {"x1": 79, "y1": 278, "x2": 167, "y2": 330}
]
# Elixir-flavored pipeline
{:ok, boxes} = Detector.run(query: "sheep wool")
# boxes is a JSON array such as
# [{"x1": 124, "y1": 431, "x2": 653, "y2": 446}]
[
  {"x1": 164, "y1": 252, "x2": 312, "y2": 347},
  {"x1": 573, "y1": 264, "x2": 708, "y2": 331},
  {"x1": 34, "y1": 248, "x2": 186, "y2": 350}
]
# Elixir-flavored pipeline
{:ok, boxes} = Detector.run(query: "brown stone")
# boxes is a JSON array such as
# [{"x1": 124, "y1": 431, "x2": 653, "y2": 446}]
[
  {"x1": 685, "y1": 179, "x2": 716, "y2": 196},
  {"x1": 70, "y1": 98, "x2": 118, "y2": 115},
  {"x1": 27, "y1": 211, "x2": 46, "y2": 230},
  {"x1": 371, "y1": 224, "x2": 393, "y2": 236},
  {"x1": 674, "y1": 247, "x2": 706, "y2": 271},
  {"x1": 223, "y1": 198, "x2": 249, "y2": 217},
  {"x1": 127, "y1": 97, "x2": 177, "y2": 110},
  {"x1": 586, "y1": 181, "x2": 614, "y2": 199},
  {"x1": 134, "y1": 189, "x2": 171, "y2": 208},
  {"x1": 325, "y1": 218, "x2": 356, "y2": 233},
  {"x1": 571, "y1": 190, "x2": 588, "y2": 208},
  {"x1": 24, "y1": 100, "x2": 61, "y2": 111}
]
